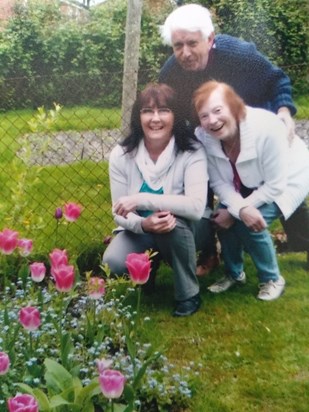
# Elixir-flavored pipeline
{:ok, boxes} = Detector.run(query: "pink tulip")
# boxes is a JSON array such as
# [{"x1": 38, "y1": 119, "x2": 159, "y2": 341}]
[
  {"x1": 53, "y1": 264, "x2": 75, "y2": 292},
  {"x1": 17, "y1": 238, "x2": 33, "y2": 257},
  {"x1": 8, "y1": 394, "x2": 39, "y2": 412},
  {"x1": 0, "y1": 351, "x2": 10, "y2": 375},
  {"x1": 49, "y1": 249, "x2": 69, "y2": 277},
  {"x1": 88, "y1": 277, "x2": 105, "y2": 299},
  {"x1": 63, "y1": 202, "x2": 82, "y2": 222},
  {"x1": 125, "y1": 252, "x2": 151, "y2": 285},
  {"x1": 0, "y1": 228, "x2": 19, "y2": 255},
  {"x1": 19, "y1": 307, "x2": 41, "y2": 331},
  {"x1": 29, "y1": 262, "x2": 46, "y2": 283},
  {"x1": 99, "y1": 369, "x2": 126, "y2": 400},
  {"x1": 97, "y1": 358, "x2": 113, "y2": 374}
]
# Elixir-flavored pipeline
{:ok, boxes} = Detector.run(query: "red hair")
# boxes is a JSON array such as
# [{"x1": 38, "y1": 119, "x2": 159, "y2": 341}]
[{"x1": 193, "y1": 81, "x2": 246, "y2": 123}]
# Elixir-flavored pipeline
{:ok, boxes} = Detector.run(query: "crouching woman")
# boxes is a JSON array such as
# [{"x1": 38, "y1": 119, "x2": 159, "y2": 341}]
[
  {"x1": 103, "y1": 83, "x2": 208, "y2": 316},
  {"x1": 193, "y1": 81, "x2": 309, "y2": 301}
]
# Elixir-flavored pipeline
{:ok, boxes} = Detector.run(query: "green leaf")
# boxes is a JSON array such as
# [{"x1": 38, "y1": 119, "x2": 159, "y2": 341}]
[
  {"x1": 133, "y1": 351, "x2": 161, "y2": 390},
  {"x1": 74, "y1": 378, "x2": 101, "y2": 406},
  {"x1": 60, "y1": 332, "x2": 74, "y2": 368},
  {"x1": 49, "y1": 394, "x2": 72, "y2": 408},
  {"x1": 44, "y1": 358, "x2": 73, "y2": 394},
  {"x1": 32, "y1": 389, "x2": 52, "y2": 412}
]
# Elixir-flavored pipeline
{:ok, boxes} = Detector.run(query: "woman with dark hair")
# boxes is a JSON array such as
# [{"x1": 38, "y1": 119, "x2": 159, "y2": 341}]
[{"x1": 103, "y1": 83, "x2": 208, "y2": 317}]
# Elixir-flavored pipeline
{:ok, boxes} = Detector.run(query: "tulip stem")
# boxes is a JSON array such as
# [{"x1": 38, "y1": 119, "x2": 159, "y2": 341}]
[
  {"x1": 55, "y1": 220, "x2": 59, "y2": 247},
  {"x1": 93, "y1": 299, "x2": 97, "y2": 331},
  {"x1": 28, "y1": 331, "x2": 33, "y2": 359},
  {"x1": 136, "y1": 285, "x2": 142, "y2": 332}
]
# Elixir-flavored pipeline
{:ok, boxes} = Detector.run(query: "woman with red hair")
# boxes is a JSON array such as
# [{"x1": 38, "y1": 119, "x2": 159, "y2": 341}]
[{"x1": 194, "y1": 81, "x2": 309, "y2": 300}]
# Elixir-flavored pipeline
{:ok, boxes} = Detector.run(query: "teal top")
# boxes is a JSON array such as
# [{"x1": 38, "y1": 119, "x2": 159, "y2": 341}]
[{"x1": 137, "y1": 181, "x2": 163, "y2": 217}]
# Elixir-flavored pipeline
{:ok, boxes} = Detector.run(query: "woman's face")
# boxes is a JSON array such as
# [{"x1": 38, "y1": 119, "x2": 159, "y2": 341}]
[
  {"x1": 197, "y1": 88, "x2": 238, "y2": 142},
  {"x1": 140, "y1": 103, "x2": 174, "y2": 146}
]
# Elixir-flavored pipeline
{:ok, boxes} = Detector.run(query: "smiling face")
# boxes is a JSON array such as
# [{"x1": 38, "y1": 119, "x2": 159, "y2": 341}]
[
  {"x1": 197, "y1": 87, "x2": 239, "y2": 142},
  {"x1": 140, "y1": 102, "x2": 175, "y2": 148},
  {"x1": 171, "y1": 30, "x2": 214, "y2": 71}
]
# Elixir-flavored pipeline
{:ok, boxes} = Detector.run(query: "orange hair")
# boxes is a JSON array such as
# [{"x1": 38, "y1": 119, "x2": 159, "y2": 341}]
[{"x1": 193, "y1": 81, "x2": 246, "y2": 123}]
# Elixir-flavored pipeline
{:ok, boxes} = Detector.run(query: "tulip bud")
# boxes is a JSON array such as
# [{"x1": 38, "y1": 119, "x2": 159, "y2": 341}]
[
  {"x1": 19, "y1": 306, "x2": 41, "y2": 331},
  {"x1": 0, "y1": 228, "x2": 19, "y2": 255},
  {"x1": 125, "y1": 252, "x2": 151, "y2": 285},
  {"x1": 99, "y1": 369, "x2": 126, "y2": 400},
  {"x1": 88, "y1": 277, "x2": 105, "y2": 299},
  {"x1": 54, "y1": 207, "x2": 63, "y2": 220},
  {"x1": 8, "y1": 394, "x2": 39, "y2": 412},
  {"x1": 29, "y1": 262, "x2": 46, "y2": 283},
  {"x1": 63, "y1": 202, "x2": 82, "y2": 222},
  {"x1": 0, "y1": 352, "x2": 10, "y2": 375}
]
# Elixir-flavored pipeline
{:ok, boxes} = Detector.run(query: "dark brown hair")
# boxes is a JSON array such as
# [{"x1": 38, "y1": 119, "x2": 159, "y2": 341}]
[{"x1": 121, "y1": 83, "x2": 197, "y2": 153}]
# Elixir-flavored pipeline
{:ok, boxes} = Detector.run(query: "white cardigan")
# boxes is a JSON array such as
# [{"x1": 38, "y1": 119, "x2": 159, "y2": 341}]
[
  {"x1": 195, "y1": 106, "x2": 309, "y2": 219},
  {"x1": 108, "y1": 142, "x2": 208, "y2": 233}
]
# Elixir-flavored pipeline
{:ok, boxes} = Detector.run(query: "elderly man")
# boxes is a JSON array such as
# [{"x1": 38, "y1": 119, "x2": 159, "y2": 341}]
[{"x1": 159, "y1": 4, "x2": 308, "y2": 275}]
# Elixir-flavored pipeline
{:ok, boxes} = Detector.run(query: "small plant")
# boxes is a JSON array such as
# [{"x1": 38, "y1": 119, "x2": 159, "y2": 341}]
[{"x1": 6, "y1": 103, "x2": 62, "y2": 232}]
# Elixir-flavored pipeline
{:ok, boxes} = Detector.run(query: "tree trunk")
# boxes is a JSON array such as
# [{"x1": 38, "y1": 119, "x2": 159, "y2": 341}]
[{"x1": 121, "y1": 0, "x2": 143, "y2": 136}]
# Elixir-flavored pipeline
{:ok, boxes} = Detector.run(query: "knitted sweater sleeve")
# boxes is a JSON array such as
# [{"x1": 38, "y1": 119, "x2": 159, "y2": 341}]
[{"x1": 214, "y1": 35, "x2": 296, "y2": 115}]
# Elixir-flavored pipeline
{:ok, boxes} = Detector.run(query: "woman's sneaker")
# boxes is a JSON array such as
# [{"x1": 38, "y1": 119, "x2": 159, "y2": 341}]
[
  {"x1": 257, "y1": 275, "x2": 285, "y2": 301},
  {"x1": 208, "y1": 272, "x2": 246, "y2": 293}
]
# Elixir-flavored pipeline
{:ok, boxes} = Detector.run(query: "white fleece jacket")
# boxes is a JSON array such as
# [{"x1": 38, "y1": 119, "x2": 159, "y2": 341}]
[
  {"x1": 108, "y1": 142, "x2": 208, "y2": 234},
  {"x1": 195, "y1": 106, "x2": 309, "y2": 219}
]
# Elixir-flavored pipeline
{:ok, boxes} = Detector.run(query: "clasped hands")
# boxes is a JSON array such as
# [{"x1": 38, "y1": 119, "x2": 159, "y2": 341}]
[
  {"x1": 211, "y1": 206, "x2": 267, "y2": 232},
  {"x1": 114, "y1": 195, "x2": 176, "y2": 233}
]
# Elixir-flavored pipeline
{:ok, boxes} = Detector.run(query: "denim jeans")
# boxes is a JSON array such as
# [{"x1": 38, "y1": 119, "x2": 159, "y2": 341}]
[{"x1": 218, "y1": 203, "x2": 282, "y2": 283}]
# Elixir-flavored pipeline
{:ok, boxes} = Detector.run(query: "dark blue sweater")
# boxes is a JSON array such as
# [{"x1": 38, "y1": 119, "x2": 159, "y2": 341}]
[{"x1": 159, "y1": 34, "x2": 296, "y2": 127}]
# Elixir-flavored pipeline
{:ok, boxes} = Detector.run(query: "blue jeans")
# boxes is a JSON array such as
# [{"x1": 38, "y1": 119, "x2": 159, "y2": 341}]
[{"x1": 218, "y1": 203, "x2": 282, "y2": 283}]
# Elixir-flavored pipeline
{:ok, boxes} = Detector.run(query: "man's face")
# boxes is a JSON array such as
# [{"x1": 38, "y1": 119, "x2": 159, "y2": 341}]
[{"x1": 171, "y1": 30, "x2": 214, "y2": 71}]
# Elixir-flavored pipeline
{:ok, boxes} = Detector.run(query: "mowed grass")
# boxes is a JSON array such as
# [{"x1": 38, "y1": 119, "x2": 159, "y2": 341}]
[
  {"x1": 144, "y1": 253, "x2": 309, "y2": 412},
  {"x1": 0, "y1": 99, "x2": 308, "y2": 411}
]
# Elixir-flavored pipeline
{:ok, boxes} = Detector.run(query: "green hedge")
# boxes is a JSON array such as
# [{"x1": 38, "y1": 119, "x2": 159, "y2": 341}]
[{"x1": 0, "y1": 0, "x2": 307, "y2": 110}]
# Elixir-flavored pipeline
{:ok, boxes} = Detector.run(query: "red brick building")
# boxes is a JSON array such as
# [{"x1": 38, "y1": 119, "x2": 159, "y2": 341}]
[{"x1": 0, "y1": 0, "x2": 89, "y2": 28}]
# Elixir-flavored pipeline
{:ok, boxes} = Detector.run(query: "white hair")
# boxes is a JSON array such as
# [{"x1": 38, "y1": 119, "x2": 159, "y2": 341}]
[{"x1": 160, "y1": 4, "x2": 215, "y2": 46}]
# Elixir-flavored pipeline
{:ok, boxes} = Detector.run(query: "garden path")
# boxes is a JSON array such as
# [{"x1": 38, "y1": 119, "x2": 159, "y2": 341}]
[{"x1": 23, "y1": 120, "x2": 309, "y2": 166}]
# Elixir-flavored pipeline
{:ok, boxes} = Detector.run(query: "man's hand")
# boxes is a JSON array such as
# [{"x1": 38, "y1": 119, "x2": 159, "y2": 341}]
[
  {"x1": 211, "y1": 208, "x2": 235, "y2": 230},
  {"x1": 142, "y1": 211, "x2": 176, "y2": 233},
  {"x1": 277, "y1": 107, "x2": 295, "y2": 145},
  {"x1": 239, "y1": 205, "x2": 267, "y2": 232}
]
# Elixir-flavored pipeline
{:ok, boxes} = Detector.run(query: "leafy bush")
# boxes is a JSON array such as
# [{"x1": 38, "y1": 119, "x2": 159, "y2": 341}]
[
  {"x1": 204, "y1": 0, "x2": 309, "y2": 95},
  {"x1": 0, "y1": 0, "x2": 307, "y2": 110}
]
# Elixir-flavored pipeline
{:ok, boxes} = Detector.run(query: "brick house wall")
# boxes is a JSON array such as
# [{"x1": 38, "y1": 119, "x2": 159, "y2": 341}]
[{"x1": 0, "y1": 0, "x2": 89, "y2": 27}]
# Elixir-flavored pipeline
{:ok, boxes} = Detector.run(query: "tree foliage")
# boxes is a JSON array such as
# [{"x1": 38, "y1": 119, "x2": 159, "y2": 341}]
[{"x1": 0, "y1": 0, "x2": 307, "y2": 110}]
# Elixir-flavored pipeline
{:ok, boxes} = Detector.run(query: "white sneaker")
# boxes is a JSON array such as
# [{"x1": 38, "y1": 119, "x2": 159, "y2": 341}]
[
  {"x1": 257, "y1": 275, "x2": 285, "y2": 301},
  {"x1": 208, "y1": 272, "x2": 246, "y2": 293}
]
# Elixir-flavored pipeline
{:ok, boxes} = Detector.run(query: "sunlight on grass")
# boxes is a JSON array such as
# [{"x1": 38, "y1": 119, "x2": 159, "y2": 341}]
[{"x1": 295, "y1": 95, "x2": 309, "y2": 119}]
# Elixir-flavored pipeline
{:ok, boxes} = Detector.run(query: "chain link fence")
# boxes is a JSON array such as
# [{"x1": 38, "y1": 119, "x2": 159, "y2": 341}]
[{"x1": 0, "y1": 69, "x2": 308, "y2": 259}]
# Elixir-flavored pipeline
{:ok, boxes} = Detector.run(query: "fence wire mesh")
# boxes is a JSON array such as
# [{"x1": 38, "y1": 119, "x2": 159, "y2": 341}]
[{"x1": 0, "y1": 69, "x2": 308, "y2": 257}]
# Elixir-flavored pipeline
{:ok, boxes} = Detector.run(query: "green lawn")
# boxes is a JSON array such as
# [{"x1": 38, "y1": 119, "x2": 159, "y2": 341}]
[{"x1": 144, "y1": 252, "x2": 309, "y2": 411}]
